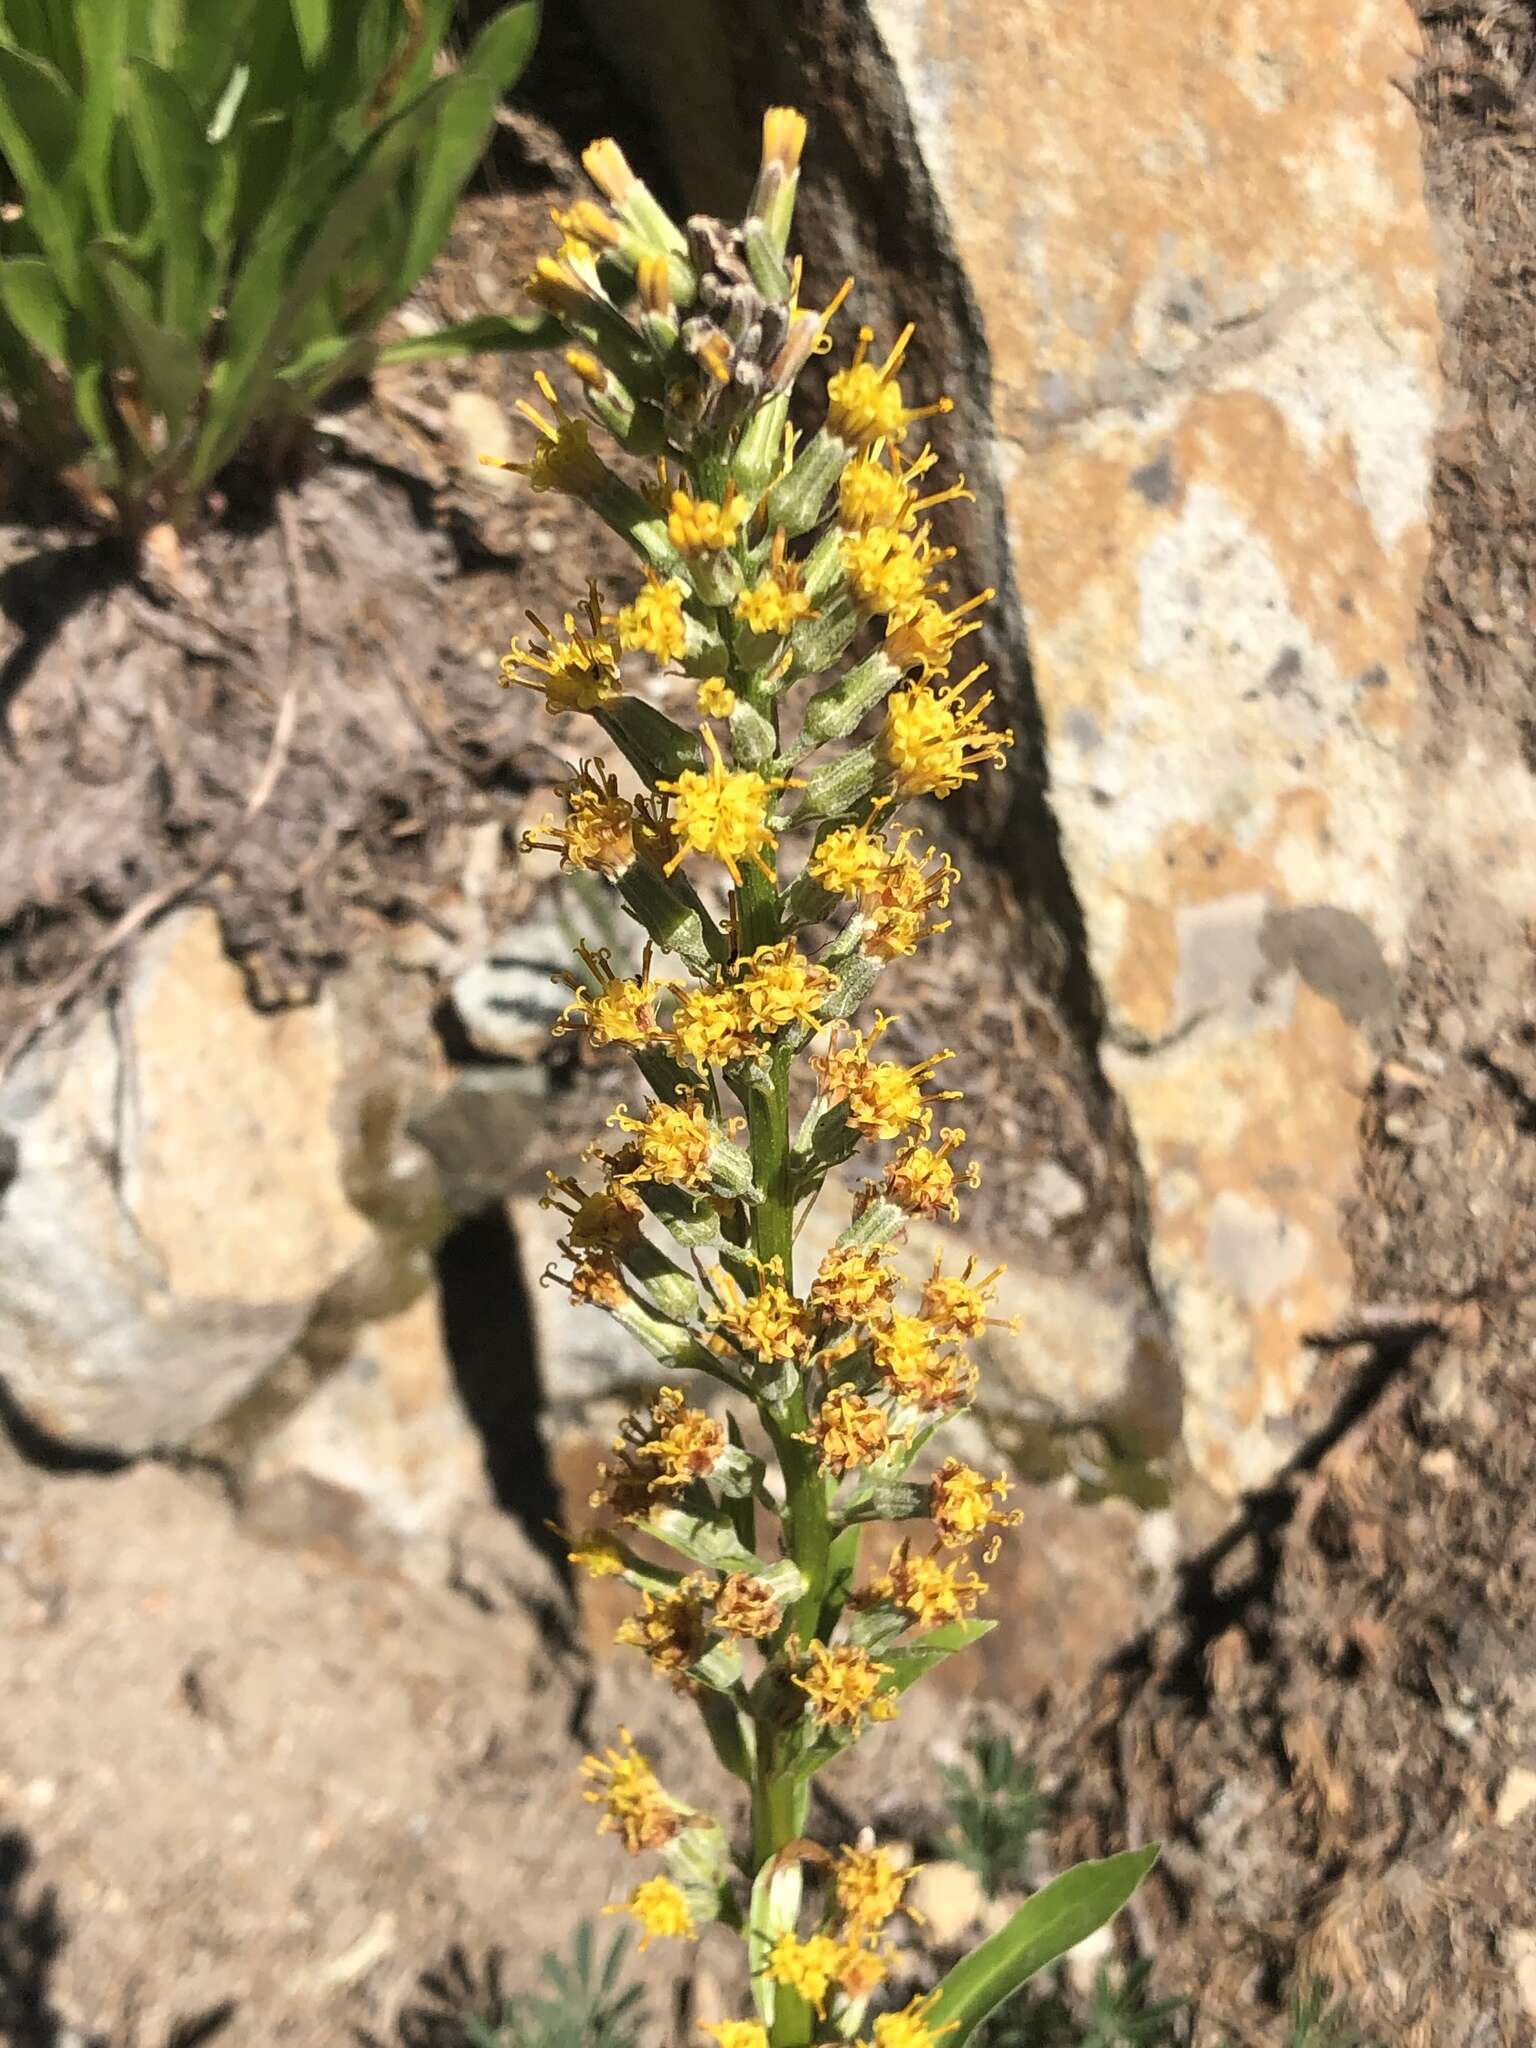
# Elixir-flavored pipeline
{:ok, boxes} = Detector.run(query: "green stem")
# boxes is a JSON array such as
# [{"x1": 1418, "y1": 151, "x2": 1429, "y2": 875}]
[{"x1": 734, "y1": 862, "x2": 828, "y2": 2048}]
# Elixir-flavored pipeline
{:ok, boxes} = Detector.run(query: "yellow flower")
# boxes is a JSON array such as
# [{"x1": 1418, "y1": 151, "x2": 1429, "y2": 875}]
[
  {"x1": 523, "y1": 761, "x2": 638, "y2": 875},
  {"x1": 501, "y1": 583, "x2": 621, "y2": 714},
  {"x1": 857, "y1": 830, "x2": 959, "y2": 960},
  {"x1": 566, "y1": 1254, "x2": 629, "y2": 1309},
  {"x1": 580, "y1": 1729, "x2": 686, "y2": 1852},
  {"x1": 736, "y1": 526, "x2": 815, "y2": 637},
  {"x1": 880, "y1": 669, "x2": 1013, "y2": 799},
  {"x1": 701, "y1": 2026, "x2": 768, "y2": 2048},
  {"x1": 761, "y1": 105, "x2": 808, "y2": 175},
  {"x1": 826, "y1": 324, "x2": 953, "y2": 451},
  {"x1": 733, "y1": 940, "x2": 835, "y2": 1035},
  {"x1": 506, "y1": 370, "x2": 609, "y2": 495},
  {"x1": 552, "y1": 199, "x2": 620, "y2": 248},
  {"x1": 867, "y1": 1312, "x2": 975, "y2": 1412},
  {"x1": 835, "y1": 1940, "x2": 890, "y2": 2001},
  {"x1": 838, "y1": 442, "x2": 972, "y2": 533},
  {"x1": 609, "y1": 1873, "x2": 697, "y2": 1949},
  {"x1": 835, "y1": 1843, "x2": 917, "y2": 1934},
  {"x1": 920, "y1": 1253, "x2": 1011, "y2": 1338},
  {"x1": 884, "y1": 589, "x2": 993, "y2": 680},
  {"x1": 840, "y1": 523, "x2": 950, "y2": 618},
  {"x1": 860, "y1": 1990, "x2": 956, "y2": 2048},
  {"x1": 696, "y1": 675, "x2": 737, "y2": 718},
  {"x1": 567, "y1": 1526, "x2": 628, "y2": 1578},
  {"x1": 657, "y1": 725, "x2": 789, "y2": 886},
  {"x1": 608, "y1": 1097, "x2": 718, "y2": 1189},
  {"x1": 809, "y1": 820, "x2": 891, "y2": 897},
  {"x1": 881, "y1": 1126, "x2": 980, "y2": 1222},
  {"x1": 542, "y1": 1171, "x2": 645, "y2": 1251},
  {"x1": 810, "y1": 1243, "x2": 896, "y2": 1324},
  {"x1": 617, "y1": 572, "x2": 690, "y2": 662},
  {"x1": 712, "y1": 1261, "x2": 814, "y2": 1369},
  {"x1": 798, "y1": 1389, "x2": 896, "y2": 1476},
  {"x1": 668, "y1": 481, "x2": 748, "y2": 554},
  {"x1": 766, "y1": 1932, "x2": 844, "y2": 2015},
  {"x1": 669, "y1": 980, "x2": 758, "y2": 1069},
  {"x1": 813, "y1": 1016, "x2": 959, "y2": 1141},
  {"x1": 929, "y1": 1457, "x2": 1024, "y2": 1557},
  {"x1": 713, "y1": 1571, "x2": 782, "y2": 1639},
  {"x1": 582, "y1": 136, "x2": 639, "y2": 203},
  {"x1": 793, "y1": 1640, "x2": 898, "y2": 1733},
  {"x1": 615, "y1": 1574, "x2": 715, "y2": 1682},
  {"x1": 871, "y1": 1540, "x2": 987, "y2": 1627},
  {"x1": 555, "y1": 943, "x2": 664, "y2": 1049},
  {"x1": 640, "y1": 1386, "x2": 727, "y2": 1491},
  {"x1": 524, "y1": 237, "x2": 606, "y2": 320}
]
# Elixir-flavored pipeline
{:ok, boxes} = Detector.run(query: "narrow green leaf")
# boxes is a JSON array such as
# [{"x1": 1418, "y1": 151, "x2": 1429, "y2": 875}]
[
  {"x1": 87, "y1": 238, "x2": 202, "y2": 436},
  {"x1": 924, "y1": 1848, "x2": 1161, "y2": 2044},
  {"x1": 371, "y1": 310, "x2": 560, "y2": 364},
  {"x1": 0, "y1": 255, "x2": 70, "y2": 364},
  {"x1": 288, "y1": 0, "x2": 330, "y2": 67},
  {"x1": 0, "y1": 45, "x2": 85, "y2": 297},
  {"x1": 71, "y1": 0, "x2": 129, "y2": 231},
  {"x1": 392, "y1": 74, "x2": 495, "y2": 303},
  {"x1": 123, "y1": 58, "x2": 212, "y2": 333},
  {"x1": 192, "y1": 85, "x2": 448, "y2": 489},
  {"x1": 460, "y1": 0, "x2": 540, "y2": 93},
  {"x1": 880, "y1": 1618, "x2": 996, "y2": 1697}
]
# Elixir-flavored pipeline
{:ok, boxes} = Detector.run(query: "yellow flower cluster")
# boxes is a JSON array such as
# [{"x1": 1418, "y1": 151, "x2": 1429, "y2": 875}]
[{"x1": 489, "y1": 100, "x2": 1089, "y2": 2046}]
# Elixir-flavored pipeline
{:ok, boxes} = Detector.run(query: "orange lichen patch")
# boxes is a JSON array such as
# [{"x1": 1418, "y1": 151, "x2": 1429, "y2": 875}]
[
  {"x1": 1110, "y1": 980, "x2": 1375, "y2": 1492},
  {"x1": 905, "y1": 0, "x2": 1436, "y2": 417},
  {"x1": 1113, "y1": 895, "x2": 1179, "y2": 1043}
]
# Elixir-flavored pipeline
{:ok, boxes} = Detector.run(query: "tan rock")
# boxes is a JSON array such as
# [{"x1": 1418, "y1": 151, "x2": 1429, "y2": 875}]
[
  {"x1": 906, "y1": 1859, "x2": 987, "y2": 1946},
  {"x1": 1497, "y1": 1767, "x2": 1536, "y2": 1830},
  {"x1": 871, "y1": 0, "x2": 1441, "y2": 1493}
]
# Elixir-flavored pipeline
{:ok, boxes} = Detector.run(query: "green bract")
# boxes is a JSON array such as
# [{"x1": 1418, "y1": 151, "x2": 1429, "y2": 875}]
[{"x1": 0, "y1": 0, "x2": 550, "y2": 529}]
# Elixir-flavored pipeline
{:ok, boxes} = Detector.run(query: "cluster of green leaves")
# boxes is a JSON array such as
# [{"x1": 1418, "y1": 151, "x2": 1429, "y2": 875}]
[
  {"x1": 459, "y1": 1922, "x2": 647, "y2": 2048},
  {"x1": 940, "y1": 1723, "x2": 1052, "y2": 1901},
  {"x1": 0, "y1": 0, "x2": 552, "y2": 530}
]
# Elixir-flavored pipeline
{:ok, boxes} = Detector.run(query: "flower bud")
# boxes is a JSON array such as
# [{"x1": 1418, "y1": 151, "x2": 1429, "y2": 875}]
[
  {"x1": 789, "y1": 595, "x2": 860, "y2": 678},
  {"x1": 801, "y1": 649, "x2": 898, "y2": 746},
  {"x1": 727, "y1": 697, "x2": 777, "y2": 770},
  {"x1": 622, "y1": 1238, "x2": 700, "y2": 1321},
  {"x1": 764, "y1": 427, "x2": 849, "y2": 538},
  {"x1": 600, "y1": 698, "x2": 705, "y2": 784},
  {"x1": 618, "y1": 860, "x2": 729, "y2": 974},
  {"x1": 792, "y1": 744, "x2": 878, "y2": 823},
  {"x1": 640, "y1": 1181, "x2": 726, "y2": 1247},
  {"x1": 732, "y1": 392, "x2": 791, "y2": 502}
]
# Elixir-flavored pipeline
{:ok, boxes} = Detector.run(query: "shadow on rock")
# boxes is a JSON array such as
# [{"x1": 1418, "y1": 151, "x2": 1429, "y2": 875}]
[{"x1": 0, "y1": 1827, "x2": 235, "y2": 2048}]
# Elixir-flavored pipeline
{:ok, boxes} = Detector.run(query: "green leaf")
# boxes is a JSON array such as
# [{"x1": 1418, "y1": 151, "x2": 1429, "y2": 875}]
[
  {"x1": 123, "y1": 58, "x2": 211, "y2": 333},
  {"x1": 880, "y1": 1618, "x2": 996, "y2": 1697},
  {"x1": 0, "y1": 255, "x2": 70, "y2": 364},
  {"x1": 192, "y1": 81, "x2": 449, "y2": 489},
  {"x1": 0, "y1": 44, "x2": 86, "y2": 297},
  {"x1": 288, "y1": 0, "x2": 329, "y2": 67},
  {"x1": 924, "y1": 1848, "x2": 1161, "y2": 2044},
  {"x1": 391, "y1": 73, "x2": 496, "y2": 303},
  {"x1": 372, "y1": 309, "x2": 560, "y2": 363},
  {"x1": 460, "y1": 1, "x2": 540, "y2": 93},
  {"x1": 71, "y1": 0, "x2": 129, "y2": 231},
  {"x1": 87, "y1": 239, "x2": 201, "y2": 436}
]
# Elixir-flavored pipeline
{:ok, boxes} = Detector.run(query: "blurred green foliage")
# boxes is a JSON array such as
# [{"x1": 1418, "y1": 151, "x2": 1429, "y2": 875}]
[{"x1": 0, "y1": 0, "x2": 552, "y2": 529}]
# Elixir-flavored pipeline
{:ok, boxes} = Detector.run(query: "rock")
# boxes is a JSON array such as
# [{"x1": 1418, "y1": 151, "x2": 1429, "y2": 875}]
[
  {"x1": 447, "y1": 905, "x2": 575, "y2": 1061},
  {"x1": 445, "y1": 388, "x2": 518, "y2": 487},
  {"x1": 1497, "y1": 1768, "x2": 1536, "y2": 1830},
  {"x1": 905, "y1": 1860, "x2": 987, "y2": 1947},
  {"x1": 0, "y1": 912, "x2": 370, "y2": 1452},
  {"x1": 861, "y1": 0, "x2": 1440, "y2": 1494},
  {"x1": 1505, "y1": 1929, "x2": 1536, "y2": 2022}
]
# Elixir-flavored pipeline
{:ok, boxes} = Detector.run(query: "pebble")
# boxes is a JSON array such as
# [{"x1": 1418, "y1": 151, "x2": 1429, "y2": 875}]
[{"x1": 1496, "y1": 1766, "x2": 1536, "y2": 1828}]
